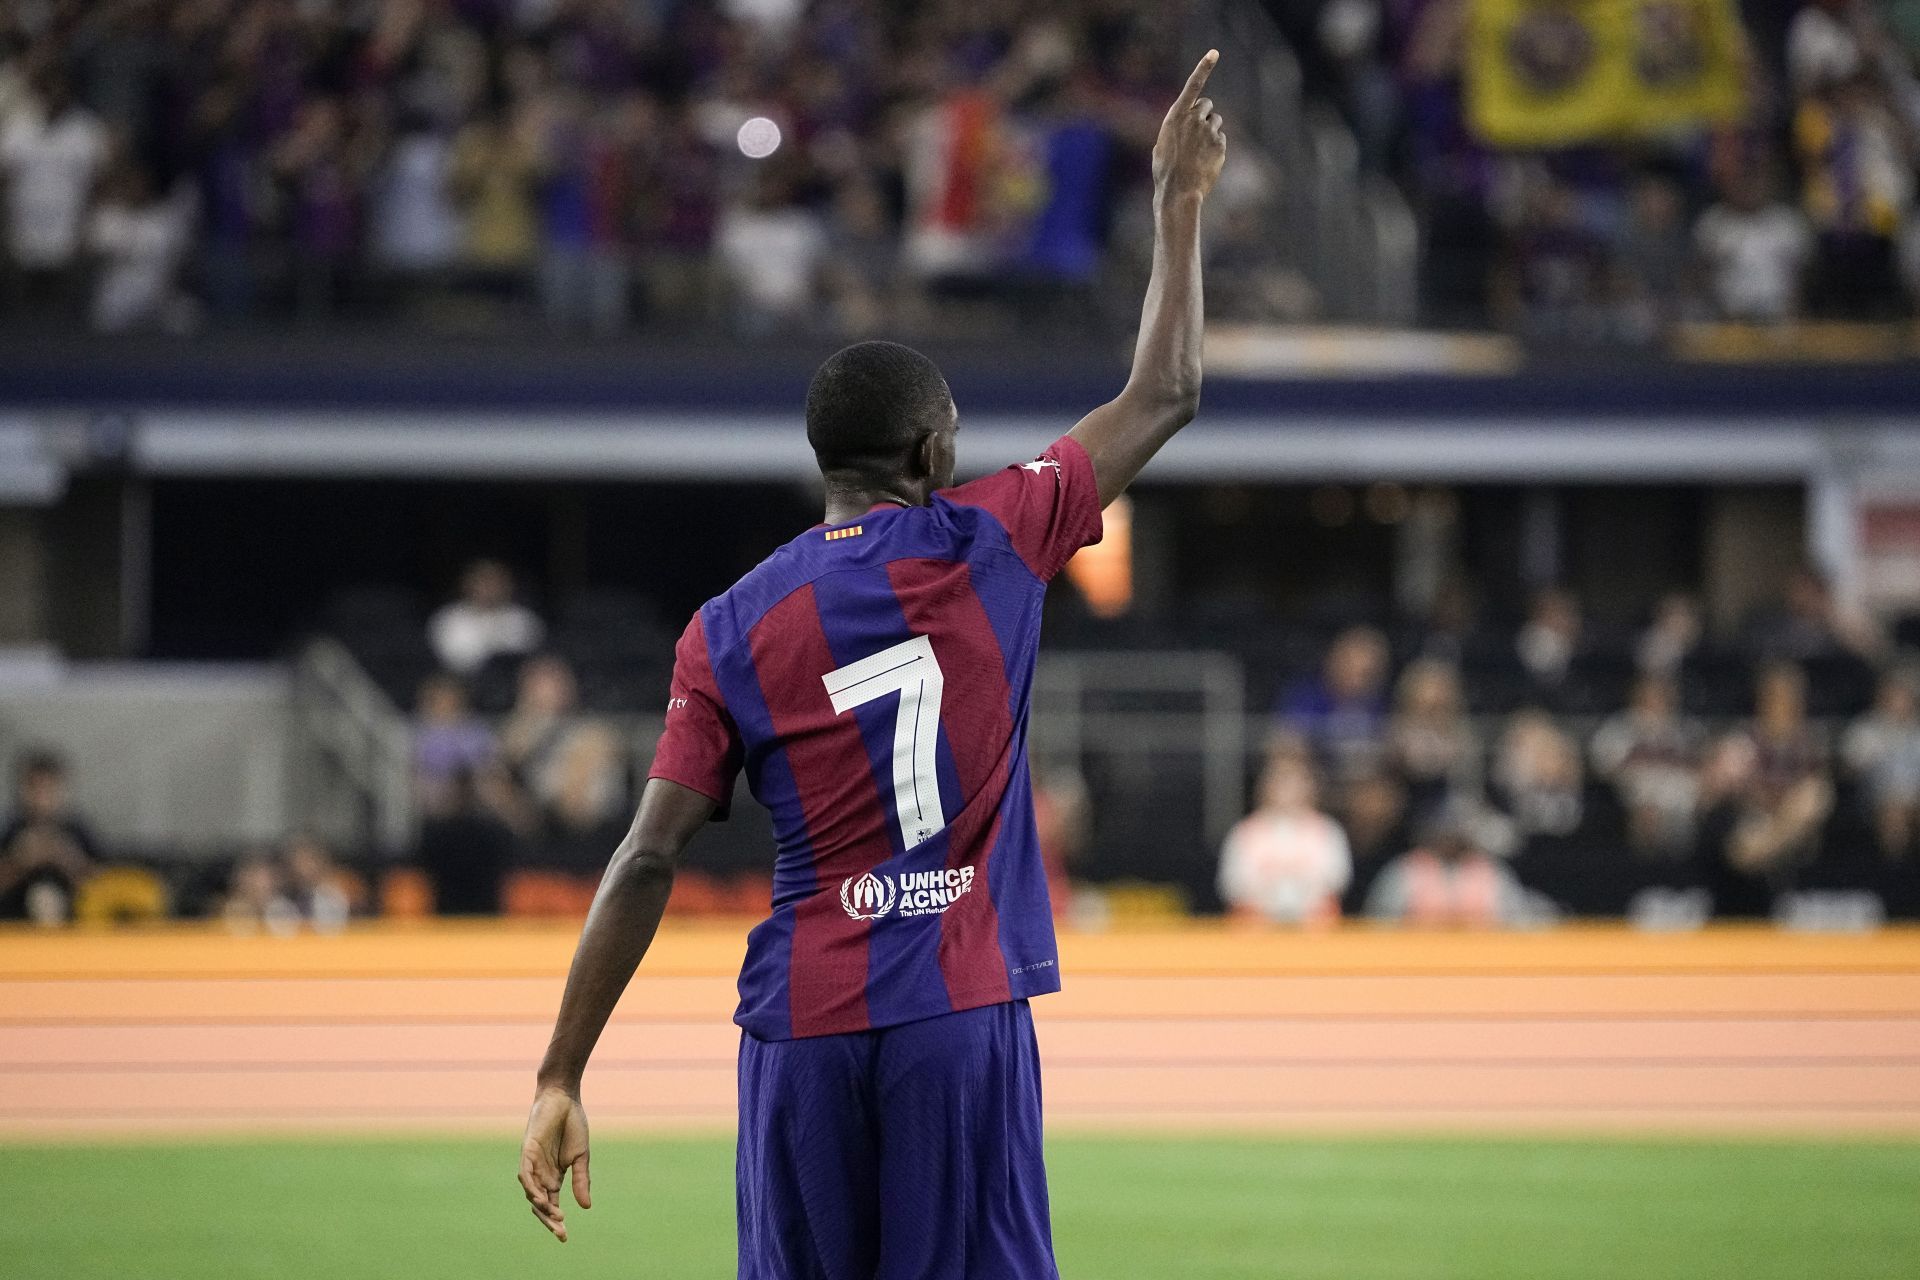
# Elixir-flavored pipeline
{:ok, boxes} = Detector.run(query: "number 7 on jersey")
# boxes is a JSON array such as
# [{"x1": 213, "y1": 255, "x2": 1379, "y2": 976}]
[{"x1": 823, "y1": 635, "x2": 948, "y2": 851}]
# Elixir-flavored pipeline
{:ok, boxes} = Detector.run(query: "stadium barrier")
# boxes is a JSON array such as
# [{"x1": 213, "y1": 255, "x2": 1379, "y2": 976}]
[{"x1": 2, "y1": 922, "x2": 1917, "y2": 1136}]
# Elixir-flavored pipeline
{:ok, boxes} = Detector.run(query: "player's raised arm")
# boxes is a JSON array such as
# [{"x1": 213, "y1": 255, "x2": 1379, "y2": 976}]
[
  {"x1": 518, "y1": 777, "x2": 715, "y2": 1242},
  {"x1": 1069, "y1": 50, "x2": 1227, "y2": 506}
]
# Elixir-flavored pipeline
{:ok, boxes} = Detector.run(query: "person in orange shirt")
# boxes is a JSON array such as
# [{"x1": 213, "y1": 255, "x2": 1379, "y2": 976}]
[{"x1": 1217, "y1": 751, "x2": 1351, "y2": 927}]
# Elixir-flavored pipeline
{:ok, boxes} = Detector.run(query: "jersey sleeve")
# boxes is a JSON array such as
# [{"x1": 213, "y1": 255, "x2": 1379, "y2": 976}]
[
  {"x1": 648, "y1": 611, "x2": 743, "y2": 820},
  {"x1": 943, "y1": 433, "x2": 1104, "y2": 582}
]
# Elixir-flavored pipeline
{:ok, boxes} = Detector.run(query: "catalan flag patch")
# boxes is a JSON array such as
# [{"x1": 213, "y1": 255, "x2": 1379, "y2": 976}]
[{"x1": 824, "y1": 525, "x2": 863, "y2": 542}]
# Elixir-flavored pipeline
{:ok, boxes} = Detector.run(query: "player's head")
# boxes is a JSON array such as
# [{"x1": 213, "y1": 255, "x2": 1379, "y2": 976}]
[{"x1": 805, "y1": 341, "x2": 957, "y2": 500}]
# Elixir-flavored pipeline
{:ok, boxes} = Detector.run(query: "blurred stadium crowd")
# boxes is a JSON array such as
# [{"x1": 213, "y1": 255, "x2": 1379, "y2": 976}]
[
  {"x1": 7, "y1": 552, "x2": 1920, "y2": 928},
  {"x1": 1333, "y1": 0, "x2": 1920, "y2": 334},
  {"x1": 3, "y1": 0, "x2": 1920, "y2": 341},
  {"x1": 0, "y1": 0, "x2": 1191, "y2": 337}
]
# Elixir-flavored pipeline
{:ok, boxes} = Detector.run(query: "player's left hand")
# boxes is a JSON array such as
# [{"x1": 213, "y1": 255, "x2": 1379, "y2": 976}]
[
  {"x1": 1152, "y1": 50, "x2": 1227, "y2": 202},
  {"x1": 519, "y1": 1084, "x2": 592, "y2": 1243}
]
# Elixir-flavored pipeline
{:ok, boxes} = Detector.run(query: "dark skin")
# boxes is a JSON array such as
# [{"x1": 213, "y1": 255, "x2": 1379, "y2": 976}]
[
  {"x1": 0, "y1": 770, "x2": 96, "y2": 902},
  {"x1": 519, "y1": 50, "x2": 1227, "y2": 1243}
]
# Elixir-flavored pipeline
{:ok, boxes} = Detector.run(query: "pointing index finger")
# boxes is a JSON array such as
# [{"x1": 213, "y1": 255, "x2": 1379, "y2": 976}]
[{"x1": 1172, "y1": 49, "x2": 1219, "y2": 114}]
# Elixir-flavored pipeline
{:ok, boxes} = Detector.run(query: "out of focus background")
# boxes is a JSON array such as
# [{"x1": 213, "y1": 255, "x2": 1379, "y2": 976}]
[{"x1": 2, "y1": 1, "x2": 1919, "y2": 1277}]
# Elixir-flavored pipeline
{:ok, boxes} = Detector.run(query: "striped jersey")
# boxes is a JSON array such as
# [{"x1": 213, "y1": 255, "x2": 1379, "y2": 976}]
[{"x1": 649, "y1": 435, "x2": 1103, "y2": 1040}]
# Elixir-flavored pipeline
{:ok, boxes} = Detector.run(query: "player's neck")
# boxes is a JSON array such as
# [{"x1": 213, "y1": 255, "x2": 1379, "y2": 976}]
[{"x1": 821, "y1": 479, "x2": 924, "y2": 525}]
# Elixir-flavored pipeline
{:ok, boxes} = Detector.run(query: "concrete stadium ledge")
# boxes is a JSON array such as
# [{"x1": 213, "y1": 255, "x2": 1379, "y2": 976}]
[{"x1": 2, "y1": 923, "x2": 1918, "y2": 1138}]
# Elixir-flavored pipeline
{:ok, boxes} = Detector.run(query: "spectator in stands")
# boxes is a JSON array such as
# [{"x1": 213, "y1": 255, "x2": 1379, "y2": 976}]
[
  {"x1": 1273, "y1": 625, "x2": 1392, "y2": 786},
  {"x1": 1217, "y1": 750, "x2": 1352, "y2": 927},
  {"x1": 901, "y1": 72, "x2": 1010, "y2": 288},
  {"x1": 533, "y1": 88, "x2": 633, "y2": 336},
  {"x1": 1788, "y1": 0, "x2": 1871, "y2": 98},
  {"x1": 186, "y1": 78, "x2": 262, "y2": 321},
  {"x1": 1614, "y1": 174, "x2": 1690, "y2": 343},
  {"x1": 0, "y1": 750, "x2": 99, "y2": 925},
  {"x1": 1364, "y1": 800, "x2": 1529, "y2": 928},
  {"x1": 1207, "y1": 187, "x2": 1316, "y2": 324},
  {"x1": 497, "y1": 653, "x2": 626, "y2": 840},
  {"x1": 221, "y1": 852, "x2": 299, "y2": 936},
  {"x1": 1338, "y1": 766, "x2": 1411, "y2": 911},
  {"x1": 634, "y1": 101, "x2": 722, "y2": 321},
  {"x1": 428, "y1": 559, "x2": 545, "y2": 677},
  {"x1": 1794, "y1": 72, "x2": 1915, "y2": 319},
  {"x1": 270, "y1": 96, "x2": 369, "y2": 320},
  {"x1": 419, "y1": 767, "x2": 516, "y2": 916},
  {"x1": 824, "y1": 176, "x2": 899, "y2": 335},
  {"x1": 1387, "y1": 657, "x2": 1483, "y2": 820},
  {"x1": 1840, "y1": 668, "x2": 1920, "y2": 856},
  {"x1": 0, "y1": 70, "x2": 110, "y2": 319},
  {"x1": 446, "y1": 108, "x2": 541, "y2": 300},
  {"x1": 1591, "y1": 675, "x2": 1708, "y2": 858},
  {"x1": 1492, "y1": 174, "x2": 1611, "y2": 343},
  {"x1": 716, "y1": 165, "x2": 829, "y2": 335},
  {"x1": 1516, "y1": 588, "x2": 1582, "y2": 689},
  {"x1": 367, "y1": 117, "x2": 463, "y2": 290},
  {"x1": 86, "y1": 164, "x2": 196, "y2": 334},
  {"x1": 1636, "y1": 592, "x2": 1705, "y2": 678},
  {"x1": 1017, "y1": 69, "x2": 1117, "y2": 295},
  {"x1": 413, "y1": 674, "x2": 497, "y2": 818},
  {"x1": 1699, "y1": 663, "x2": 1835, "y2": 914},
  {"x1": 1410, "y1": 577, "x2": 1480, "y2": 665},
  {"x1": 1694, "y1": 168, "x2": 1813, "y2": 324},
  {"x1": 1033, "y1": 764, "x2": 1090, "y2": 919},
  {"x1": 1748, "y1": 565, "x2": 1883, "y2": 661},
  {"x1": 1317, "y1": 0, "x2": 1400, "y2": 173},
  {"x1": 1492, "y1": 710, "x2": 1584, "y2": 837},
  {"x1": 282, "y1": 834, "x2": 354, "y2": 933}
]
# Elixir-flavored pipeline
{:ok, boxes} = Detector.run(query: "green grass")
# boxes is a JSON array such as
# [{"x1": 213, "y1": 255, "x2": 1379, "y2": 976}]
[{"x1": 2, "y1": 1135, "x2": 1917, "y2": 1279}]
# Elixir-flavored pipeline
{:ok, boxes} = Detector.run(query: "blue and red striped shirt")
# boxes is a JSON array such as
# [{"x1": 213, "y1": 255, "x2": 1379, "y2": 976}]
[{"x1": 649, "y1": 435, "x2": 1103, "y2": 1040}]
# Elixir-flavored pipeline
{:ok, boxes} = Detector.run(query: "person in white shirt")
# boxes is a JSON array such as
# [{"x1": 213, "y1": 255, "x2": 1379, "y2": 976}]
[
  {"x1": 1217, "y1": 751, "x2": 1352, "y2": 925},
  {"x1": 1840, "y1": 669, "x2": 1920, "y2": 855},
  {"x1": 428, "y1": 560, "x2": 546, "y2": 676},
  {"x1": 1694, "y1": 170, "x2": 1812, "y2": 323},
  {"x1": 369, "y1": 124, "x2": 461, "y2": 276},
  {"x1": 0, "y1": 74, "x2": 110, "y2": 315},
  {"x1": 1788, "y1": 0, "x2": 1867, "y2": 96},
  {"x1": 716, "y1": 169, "x2": 828, "y2": 334},
  {"x1": 88, "y1": 166, "x2": 196, "y2": 333}
]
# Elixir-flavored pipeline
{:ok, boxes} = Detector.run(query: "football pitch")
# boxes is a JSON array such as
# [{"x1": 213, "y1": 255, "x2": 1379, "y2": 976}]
[{"x1": 4, "y1": 1135, "x2": 1917, "y2": 1280}]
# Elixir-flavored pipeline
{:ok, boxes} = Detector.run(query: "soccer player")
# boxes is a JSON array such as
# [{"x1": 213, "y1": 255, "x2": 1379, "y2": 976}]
[{"x1": 520, "y1": 50, "x2": 1227, "y2": 1278}]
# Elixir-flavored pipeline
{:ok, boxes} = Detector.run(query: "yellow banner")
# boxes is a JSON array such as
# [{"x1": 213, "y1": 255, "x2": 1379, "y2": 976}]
[{"x1": 1468, "y1": 0, "x2": 1747, "y2": 147}]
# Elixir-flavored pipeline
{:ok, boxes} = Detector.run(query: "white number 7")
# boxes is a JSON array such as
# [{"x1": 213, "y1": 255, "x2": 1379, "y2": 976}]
[{"x1": 823, "y1": 634, "x2": 947, "y2": 851}]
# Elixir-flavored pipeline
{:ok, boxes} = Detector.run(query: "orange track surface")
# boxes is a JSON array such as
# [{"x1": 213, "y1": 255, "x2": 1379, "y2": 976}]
[{"x1": 3, "y1": 922, "x2": 1919, "y2": 1137}]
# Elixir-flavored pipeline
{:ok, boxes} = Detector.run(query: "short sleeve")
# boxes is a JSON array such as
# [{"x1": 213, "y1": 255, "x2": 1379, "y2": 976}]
[
  {"x1": 942, "y1": 434, "x2": 1104, "y2": 582},
  {"x1": 1215, "y1": 822, "x2": 1254, "y2": 909},
  {"x1": 648, "y1": 611, "x2": 743, "y2": 820}
]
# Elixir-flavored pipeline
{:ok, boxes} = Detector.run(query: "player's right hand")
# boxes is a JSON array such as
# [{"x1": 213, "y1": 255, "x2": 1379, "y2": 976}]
[
  {"x1": 1153, "y1": 50, "x2": 1227, "y2": 202},
  {"x1": 519, "y1": 1084, "x2": 592, "y2": 1243}
]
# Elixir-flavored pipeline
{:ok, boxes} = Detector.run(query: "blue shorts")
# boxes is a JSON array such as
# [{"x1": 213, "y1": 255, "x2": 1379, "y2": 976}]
[{"x1": 736, "y1": 999, "x2": 1057, "y2": 1280}]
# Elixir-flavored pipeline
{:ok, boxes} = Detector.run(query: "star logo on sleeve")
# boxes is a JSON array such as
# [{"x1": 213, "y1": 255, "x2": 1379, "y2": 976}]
[{"x1": 1020, "y1": 457, "x2": 1062, "y2": 475}]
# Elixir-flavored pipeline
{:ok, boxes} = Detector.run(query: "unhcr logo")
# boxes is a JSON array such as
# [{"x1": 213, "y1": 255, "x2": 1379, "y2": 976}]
[
  {"x1": 840, "y1": 871, "x2": 897, "y2": 921},
  {"x1": 838, "y1": 867, "x2": 976, "y2": 921}
]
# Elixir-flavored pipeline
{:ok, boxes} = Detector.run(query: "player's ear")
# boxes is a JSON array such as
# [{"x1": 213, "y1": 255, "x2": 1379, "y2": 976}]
[{"x1": 912, "y1": 430, "x2": 939, "y2": 480}]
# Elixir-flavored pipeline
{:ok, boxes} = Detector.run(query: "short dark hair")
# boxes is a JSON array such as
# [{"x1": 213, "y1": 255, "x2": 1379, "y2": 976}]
[
  {"x1": 16, "y1": 748, "x2": 66, "y2": 783},
  {"x1": 805, "y1": 341, "x2": 951, "y2": 477}
]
